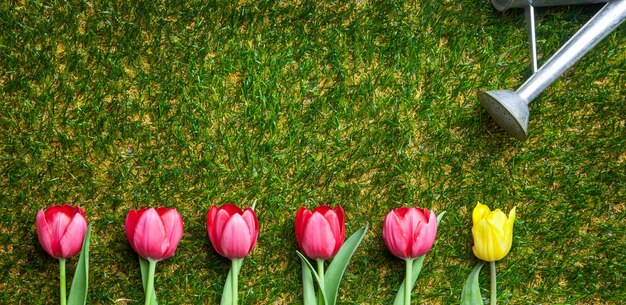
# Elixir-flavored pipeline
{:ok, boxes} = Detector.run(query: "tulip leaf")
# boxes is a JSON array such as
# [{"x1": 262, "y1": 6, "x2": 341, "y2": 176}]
[
  {"x1": 67, "y1": 223, "x2": 91, "y2": 305},
  {"x1": 297, "y1": 251, "x2": 329, "y2": 305},
  {"x1": 220, "y1": 258, "x2": 243, "y2": 305},
  {"x1": 139, "y1": 257, "x2": 158, "y2": 305},
  {"x1": 324, "y1": 224, "x2": 369, "y2": 305},
  {"x1": 436, "y1": 211, "x2": 446, "y2": 223},
  {"x1": 461, "y1": 263, "x2": 484, "y2": 305},
  {"x1": 301, "y1": 259, "x2": 317, "y2": 305}
]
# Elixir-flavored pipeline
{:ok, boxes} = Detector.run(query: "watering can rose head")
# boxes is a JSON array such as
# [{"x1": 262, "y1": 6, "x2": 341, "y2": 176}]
[
  {"x1": 295, "y1": 205, "x2": 346, "y2": 260},
  {"x1": 206, "y1": 204, "x2": 259, "y2": 259},
  {"x1": 125, "y1": 207, "x2": 184, "y2": 261},
  {"x1": 36, "y1": 205, "x2": 88, "y2": 259},
  {"x1": 471, "y1": 203, "x2": 516, "y2": 262},
  {"x1": 382, "y1": 207, "x2": 438, "y2": 260}
]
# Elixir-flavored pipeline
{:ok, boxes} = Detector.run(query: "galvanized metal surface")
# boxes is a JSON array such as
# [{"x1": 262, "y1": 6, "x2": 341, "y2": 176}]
[{"x1": 479, "y1": 0, "x2": 626, "y2": 140}]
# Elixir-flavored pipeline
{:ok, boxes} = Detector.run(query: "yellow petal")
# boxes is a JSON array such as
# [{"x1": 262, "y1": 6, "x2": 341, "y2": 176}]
[
  {"x1": 487, "y1": 209, "x2": 507, "y2": 228},
  {"x1": 472, "y1": 203, "x2": 491, "y2": 226},
  {"x1": 472, "y1": 219, "x2": 496, "y2": 261}
]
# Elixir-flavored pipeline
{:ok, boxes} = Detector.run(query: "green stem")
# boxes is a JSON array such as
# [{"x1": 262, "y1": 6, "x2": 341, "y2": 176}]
[
  {"x1": 316, "y1": 259, "x2": 325, "y2": 305},
  {"x1": 405, "y1": 258, "x2": 414, "y2": 305},
  {"x1": 232, "y1": 259, "x2": 241, "y2": 305},
  {"x1": 490, "y1": 261, "x2": 497, "y2": 305},
  {"x1": 59, "y1": 258, "x2": 67, "y2": 305},
  {"x1": 145, "y1": 259, "x2": 157, "y2": 305}
]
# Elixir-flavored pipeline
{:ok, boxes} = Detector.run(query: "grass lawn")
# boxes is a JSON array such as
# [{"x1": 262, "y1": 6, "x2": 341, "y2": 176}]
[{"x1": 1, "y1": 0, "x2": 625, "y2": 304}]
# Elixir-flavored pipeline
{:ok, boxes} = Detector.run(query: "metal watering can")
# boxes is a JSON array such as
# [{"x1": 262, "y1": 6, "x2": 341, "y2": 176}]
[{"x1": 478, "y1": 0, "x2": 626, "y2": 140}]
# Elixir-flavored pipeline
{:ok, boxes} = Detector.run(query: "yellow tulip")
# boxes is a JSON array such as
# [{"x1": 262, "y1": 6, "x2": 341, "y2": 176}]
[{"x1": 471, "y1": 203, "x2": 516, "y2": 262}]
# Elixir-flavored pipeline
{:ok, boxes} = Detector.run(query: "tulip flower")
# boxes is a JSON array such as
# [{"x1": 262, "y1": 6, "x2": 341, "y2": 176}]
[
  {"x1": 206, "y1": 204, "x2": 259, "y2": 305},
  {"x1": 125, "y1": 207, "x2": 184, "y2": 305},
  {"x1": 462, "y1": 203, "x2": 516, "y2": 305},
  {"x1": 36, "y1": 205, "x2": 89, "y2": 305},
  {"x1": 471, "y1": 203, "x2": 516, "y2": 262},
  {"x1": 295, "y1": 205, "x2": 345, "y2": 261},
  {"x1": 382, "y1": 207, "x2": 438, "y2": 260},
  {"x1": 125, "y1": 207, "x2": 184, "y2": 262},
  {"x1": 382, "y1": 207, "x2": 440, "y2": 305},
  {"x1": 37, "y1": 205, "x2": 88, "y2": 259},
  {"x1": 295, "y1": 205, "x2": 368, "y2": 305},
  {"x1": 206, "y1": 204, "x2": 259, "y2": 260}
]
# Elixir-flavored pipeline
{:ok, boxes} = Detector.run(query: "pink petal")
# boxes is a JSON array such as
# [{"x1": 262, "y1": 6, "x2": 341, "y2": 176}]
[
  {"x1": 133, "y1": 208, "x2": 168, "y2": 260},
  {"x1": 46, "y1": 208, "x2": 72, "y2": 252},
  {"x1": 36, "y1": 209, "x2": 57, "y2": 257},
  {"x1": 241, "y1": 209, "x2": 259, "y2": 252},
  {"x1": 295, "y1": 207, "x2": 312, "y2": 247},
  {"x1": 383, "y1": 210, "x2": 410, "y2": 259},
  {"x1": 301, "y1": 212, "x2": 336, "y2": 260},
  {"x1": 410, "y1": 209, "x2": 437, "y2": 258},
  {"x1": 125, "y1": 209, "x2": 140, "y2": 247},
  {"x1": 206, "y1": 205, "x2": 219, "y2": 248},
  {"x1": 157, "y1": 207, "x2": 184, "y2": 258},
  {"x1": 220, "y1": 214, "x2": 253, "y2": 259},
  {"x1": 59, "y1": 212, "x2": 88, "y2": 258}
]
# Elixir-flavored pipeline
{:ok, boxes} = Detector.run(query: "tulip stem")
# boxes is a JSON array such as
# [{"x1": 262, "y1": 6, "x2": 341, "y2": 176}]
[
  {"x1": 490, "y1": 261, "x2": 497, "y2": 305},
  {"x1": 405, "y1": 258, "x2": 414, "y2": 305},
  {"x1": 316, "y1": 259, "x2": 325, "y2": 305},
  {"x1": 145, "y1": 259, "x2": 157, "y2": 305},
  {"x1": 231, "y1": 259, "x2": 243, "y2": 305},
  {"x1": 59, "y1": 258, "x2": 67, "y2": 305}
]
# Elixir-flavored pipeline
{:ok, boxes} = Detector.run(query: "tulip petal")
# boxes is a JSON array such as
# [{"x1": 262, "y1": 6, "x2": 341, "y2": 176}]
[
  {"x1": 472, "y1": 220, "x2": 491, "y2": 261},
  {"x1": 302, "y1": 212, "x2": 336, "y2": 260},
  {"x1": 295, "y1": 207, "x2": 312, "y2": 247},
  {"x1": 220, "y1": 214, "x2": 253, "y2": 259},
  {"x1": 411, "y1": 211, "x2": 438, "y2": 257},
  {"x1": 36, "y1": 209, "x2": 57, "y2": 257},
  {"x1": 59, "y1": 212, "x2": 88, "y2": 258},
  {"x1": 125, "y1": 209, "x2": 140, "y2": 248},
  {"x1": 157, "y1": 207, "x2": 184, "y2": 259},
  {"x1": 133, "y1": 208, "x2": 169, "y2": 260},
  {"x1": 383, "y1": 210, "x2": 410, "y2": 259},
  {"x1": 213, "y1": 209, "x2": 235, "y2": 252},
  {"x1": 323, "y1": 207, "x2": 345, "y2": 254},
  {"x1": 206, "y1": 205, "x2": 219, "y2": 248},
  {"x1": 47, "y1": 208, "x2": 72, "y2": 253},
  {"x1": 472, "y1": 203, "x2": 491, "y2": 226},
  {"x1": 241, "y1": 208, "x2": 259, "y2": 252}
]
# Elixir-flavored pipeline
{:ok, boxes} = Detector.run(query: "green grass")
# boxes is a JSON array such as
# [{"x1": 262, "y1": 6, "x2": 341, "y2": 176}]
[{"x1": 1, "y1": 0, "x2": 625, "y2": 304}]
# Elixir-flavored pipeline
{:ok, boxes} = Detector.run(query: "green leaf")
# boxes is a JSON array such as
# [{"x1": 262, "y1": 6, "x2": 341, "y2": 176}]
[
  {"x1": 436, "y1": 211, "x2": 446, "y2": 224},
  {"x1": 393, "y1": 212, "x2": 445, "y2": 305},
  {"x1": 324, "y1": 224, "x2": 369, "y2": 305},
  {"x1": 139, "y1": 257, "x2": 158, "y2": 305},
  {"x1": 67, "y1": 223, "x2": 91, "y2": 305},
  {"x1": 220, "y1": 259, "x2": 243, "y2": 305},
  {"x1": 461, "y1": 263, "x2": 484, "y2": 305},
  {"x1": 301, "y1": 259, "x2": 317, "y2": 305},
  {"x1": 297, "y1": 251, "x2": 329, "y2": 305}
]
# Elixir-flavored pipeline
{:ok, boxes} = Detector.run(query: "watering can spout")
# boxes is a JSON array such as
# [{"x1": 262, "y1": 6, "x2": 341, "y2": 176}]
[{"x1": 478, "y1": 90, "x2": 529, "y2": 141}]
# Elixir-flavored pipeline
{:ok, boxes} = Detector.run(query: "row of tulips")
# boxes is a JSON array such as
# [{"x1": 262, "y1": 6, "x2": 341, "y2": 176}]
[{"x1": 36, "y1": 203, "x2": 515, "y2": 305}]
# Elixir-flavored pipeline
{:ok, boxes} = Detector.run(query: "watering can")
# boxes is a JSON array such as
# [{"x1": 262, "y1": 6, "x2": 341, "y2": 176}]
[{"x1": 478, "y1": 0, "x2": 626, "y2": 140}]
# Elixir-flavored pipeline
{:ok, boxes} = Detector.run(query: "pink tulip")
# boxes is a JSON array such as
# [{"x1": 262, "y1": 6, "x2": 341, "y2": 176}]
[
  {"x1": 382, "y1": 207, "x2": 438, "y2": 259},
  {"x1": 125, "y1": 207, "x2": 184, "y2": 261},
  {"x1": 295, "y1": 205, "x2": 346, "y2": 260},
  {"x1": 206, "y1": 204, "x2": 259, "y2": 259},
  {"x1": 36, "y1": 205, "x2": 88, "y2": 259}
]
